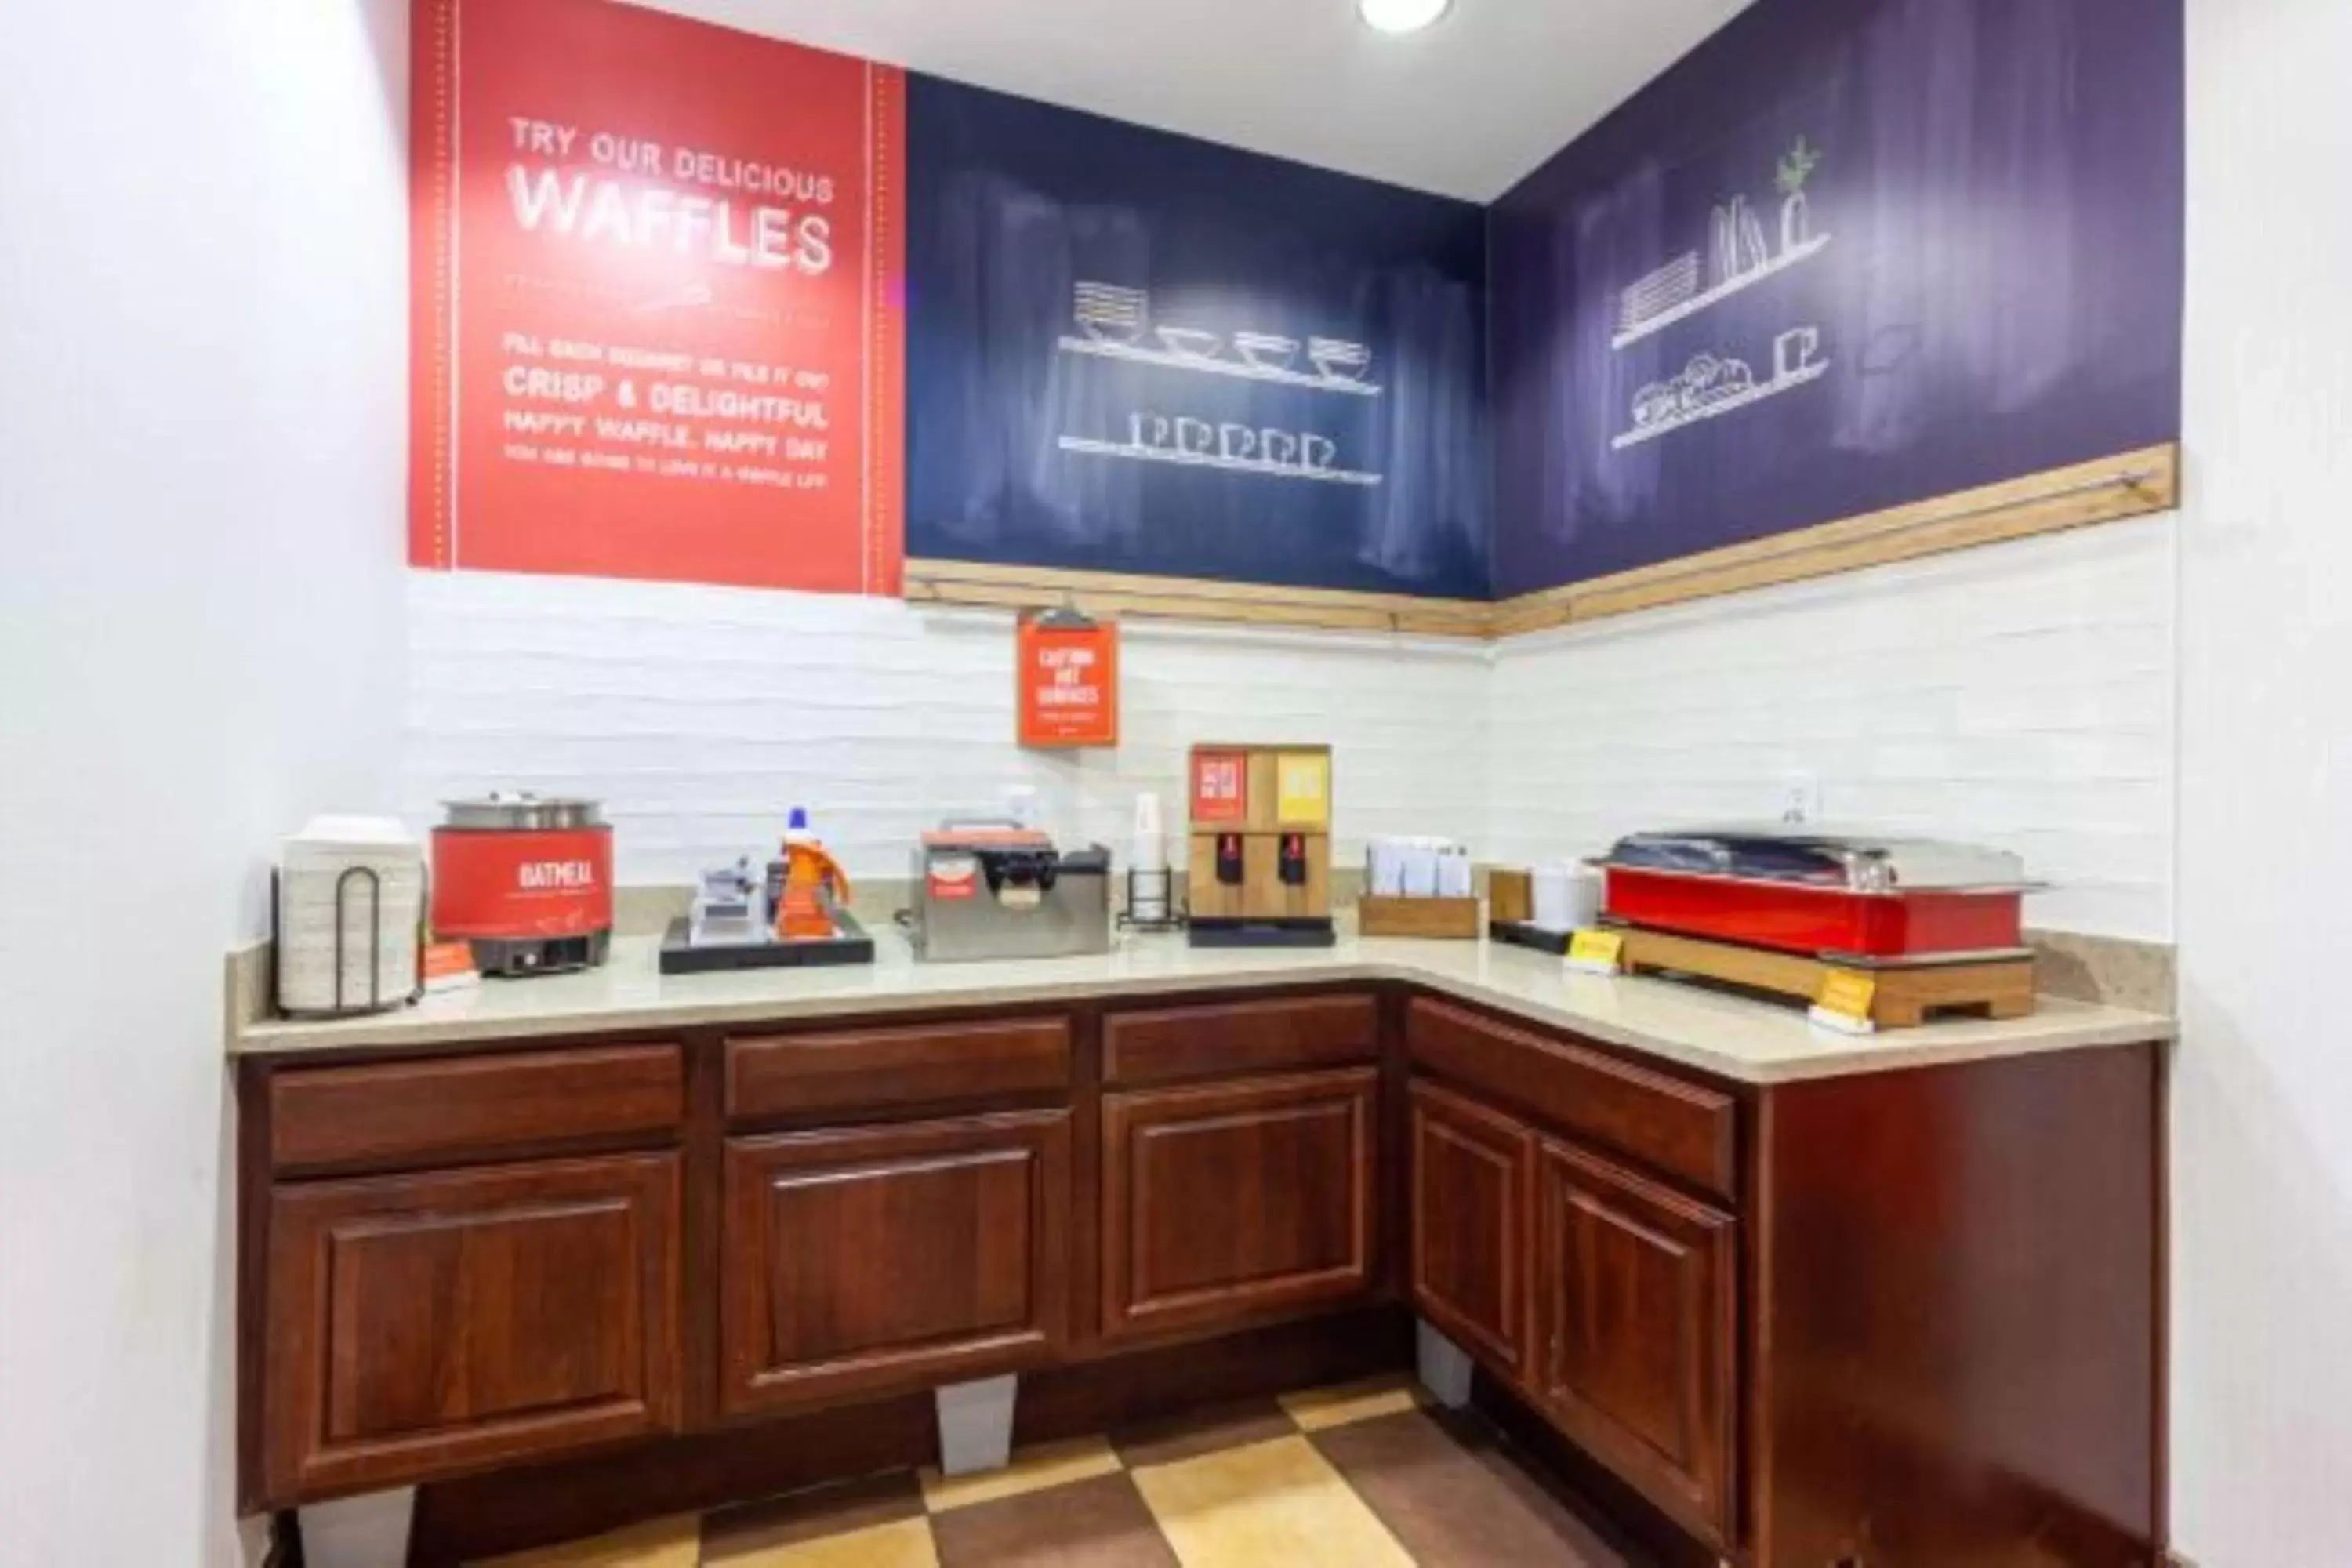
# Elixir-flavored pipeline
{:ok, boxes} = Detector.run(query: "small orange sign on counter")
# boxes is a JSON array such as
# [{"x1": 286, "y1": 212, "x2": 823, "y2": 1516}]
[{"x1": 1016, "y1": 611, "x2": 1119, "y2": 748}]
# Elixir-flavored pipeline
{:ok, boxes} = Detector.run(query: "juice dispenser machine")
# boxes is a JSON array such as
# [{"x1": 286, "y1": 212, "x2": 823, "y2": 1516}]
[{"x1": 1185, "y1": 743, "x2": 1334, "y2": 948}]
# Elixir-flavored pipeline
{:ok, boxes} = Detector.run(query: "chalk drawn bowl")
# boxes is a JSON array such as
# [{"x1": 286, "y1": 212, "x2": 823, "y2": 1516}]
[
  {"x1": 1155, "y1": 328, "x2": 1225, "y2": 361},
  {"x1": 1232, "y1": 333, "x2": 1301, "y2": 372}
]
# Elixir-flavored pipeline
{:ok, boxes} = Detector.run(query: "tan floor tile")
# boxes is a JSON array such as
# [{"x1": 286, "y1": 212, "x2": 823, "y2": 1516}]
[
  {"x1": 470, "y1": 1514, "x2": 699, "y2": 1568},
  {"x1": 931, "y1": 1472, "x2": 1178, "y2": 1568},
  {"x1": 1111, "y1": 1396, "x2": 1298, "y2": 1471},
  {"x1": 919, "y1": 1435, "x2": 1126, "y2": 1515},
  {"x1": 1277, "y1": 1374, "x2": 1423, "y2": 1434},
  {"x1": 702, "y1": 1473, "x2": 928, "y2": 1562},
  {"x1": 702, "y1": 1515, "x2": 938, "y2": 1568},
  {"x1": 1128, "y1": 1433, "x2": 1414, "y2": 1567}
]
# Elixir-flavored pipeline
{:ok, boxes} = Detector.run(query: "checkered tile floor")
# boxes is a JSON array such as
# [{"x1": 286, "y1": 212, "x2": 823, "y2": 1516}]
[{"x1": 474, "y1": 1375, "x2": 1636, "y2": 1566}]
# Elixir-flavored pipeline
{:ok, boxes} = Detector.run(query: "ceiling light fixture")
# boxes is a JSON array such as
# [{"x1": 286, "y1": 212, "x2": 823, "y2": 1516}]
[{"x1": 1358, "y1": 0, "x2": 1451, "y2": 35}]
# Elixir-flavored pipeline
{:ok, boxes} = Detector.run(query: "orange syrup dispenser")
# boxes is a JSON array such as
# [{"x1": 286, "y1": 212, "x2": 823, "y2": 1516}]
[{"x1": 775, "y1": 807, "x2": 853, "y2": 941}]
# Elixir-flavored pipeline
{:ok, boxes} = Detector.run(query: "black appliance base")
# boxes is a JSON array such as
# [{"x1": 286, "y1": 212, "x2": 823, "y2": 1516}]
[
  {"x1": 1187, "y1": 918, "x2": 1338, "y2": 949},
  {"x1": 659, "y1": 912, "x2": 877, "y2": 975}
]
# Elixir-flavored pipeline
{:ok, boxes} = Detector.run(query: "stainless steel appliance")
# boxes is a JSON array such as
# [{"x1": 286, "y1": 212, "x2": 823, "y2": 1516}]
[{"x1": 907, "y1": 826, "x2": 1112, "y2": 962}]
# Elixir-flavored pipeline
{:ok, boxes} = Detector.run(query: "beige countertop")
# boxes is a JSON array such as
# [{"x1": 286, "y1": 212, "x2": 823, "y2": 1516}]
[{"x1": 233, "y1": 926, "x2": 2171, "y2": 1086}]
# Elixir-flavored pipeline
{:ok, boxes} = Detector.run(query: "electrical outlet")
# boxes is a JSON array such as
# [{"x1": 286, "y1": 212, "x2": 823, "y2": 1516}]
[{"x1": 1779, "y1": 771, "x2": 1823, "y2": 826}]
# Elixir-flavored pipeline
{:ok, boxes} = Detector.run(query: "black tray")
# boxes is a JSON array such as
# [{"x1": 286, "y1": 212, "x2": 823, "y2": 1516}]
[
  {"x1": 659, "y1": 911, "x2": 877, "y2": 975},
  {"x1": 1489, "y1": 920, "x2": 1573, "y2": 956},
  {"x1": 1188, "y1": 917, "x2": 1338, "y2": 950}
]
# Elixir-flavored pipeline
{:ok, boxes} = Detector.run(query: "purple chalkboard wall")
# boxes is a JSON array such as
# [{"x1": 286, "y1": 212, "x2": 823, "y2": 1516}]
[
  {"x1": 1490, "y1": 0, "x2": 2184, "y2": 597},
  {"x1": 908, "y1": 78, "x2": 1490, "y2": 601}
]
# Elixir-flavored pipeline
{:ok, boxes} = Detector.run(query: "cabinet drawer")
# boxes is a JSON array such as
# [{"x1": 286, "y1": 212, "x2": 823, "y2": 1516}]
[
  {"x1": 270, "y1": 1044, "x2": 684, "y2": 1174},
  {"x1": 726, "y1": 1018, "x2": 1071, "y2": 1123},
  {"x1": 1103, "y1": 993, "x2": 1378, "y2": 1087},
  {"x1": 262, "y1": 1152, "x2": 680, "y2": 1502},
  {"x1": 722, "y1": 1110, "x2": 1072, "y2": 1414},
  {"x1": 1407, "y1": 999, "x2": 1737, "y2": 1202}
]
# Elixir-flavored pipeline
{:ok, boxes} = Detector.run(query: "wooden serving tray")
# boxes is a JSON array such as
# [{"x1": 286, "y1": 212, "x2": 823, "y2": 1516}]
[
  {"x1": 1613, "y1": 924, "x2": 2036, "y2": 1028},
  {"x1": 1358, "y1": 895, "x2": 1483, "y2": 940}
]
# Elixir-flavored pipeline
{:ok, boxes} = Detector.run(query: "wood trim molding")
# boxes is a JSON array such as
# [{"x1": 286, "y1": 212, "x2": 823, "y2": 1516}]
[
  {"x1": 902, "y1": 558, "x2": 1496, "y2": 639},
  {"x1": 1488, "y1": 442, "x2": 2180, "y2": 637},
  {"x1": 906, "y1": 445, "x2": 2179, "y2": 641}
]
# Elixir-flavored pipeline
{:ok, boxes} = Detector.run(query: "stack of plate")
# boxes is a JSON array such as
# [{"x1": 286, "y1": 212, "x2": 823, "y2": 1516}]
[
  {"x1": 1074, "y1": 283, "x2": 1147, "y2": 344},
  {"x1": 277, "y1": 816, "x2": 424, "y2": 1017}
]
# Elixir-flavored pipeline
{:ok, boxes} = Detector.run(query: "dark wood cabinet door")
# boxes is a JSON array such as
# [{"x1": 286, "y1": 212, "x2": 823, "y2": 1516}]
[
  {"x1": 1533, "y1": 1138, "x2": 1736, "y2": 1548},
  {"x1": 721, "y1": 1110, "x2": 1072, "y2": 1415},
  {"x1": 1102, "y1": 1068, "x2": 1377, "y2": 1341},
  {"x1": 263, "y1": 1153, "x2": 680, "y2": 1503},
  {"x1": 1409, "y1": 1081, "x2": 1533, "y2": 1376}
]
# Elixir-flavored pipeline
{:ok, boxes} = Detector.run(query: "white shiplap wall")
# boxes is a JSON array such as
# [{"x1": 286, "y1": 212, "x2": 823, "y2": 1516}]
[
  {"x1": 409, "y1": 514, "x2": 2175, "y2": 942},
  {"x1": 1484, "y1": 517, "x2": 2177, "y2": 941},
  {"x1": 405, "y1": 571, "x2": 1492, "y2": 884}
]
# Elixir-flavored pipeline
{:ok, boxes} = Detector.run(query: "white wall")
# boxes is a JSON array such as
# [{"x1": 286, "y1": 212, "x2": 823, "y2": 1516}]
[
  {"x1": 405, "y1": 571, "x2": 1492, "y2": 885},
  {"x1": 0, "y1": 1, "x2": 410, "y2": 1563},
  {"x1": 2171, "y1": 0, "x2": 2352, "y2": 1559},
  {"x1": 1486, "y1": 518, "x2": 2178, "y2": 940}
]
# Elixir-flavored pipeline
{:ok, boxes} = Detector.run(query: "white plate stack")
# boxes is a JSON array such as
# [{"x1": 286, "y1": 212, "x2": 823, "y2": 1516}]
[{"x1": 277, "y1": 816, "x2": 424, "y2": 1017}]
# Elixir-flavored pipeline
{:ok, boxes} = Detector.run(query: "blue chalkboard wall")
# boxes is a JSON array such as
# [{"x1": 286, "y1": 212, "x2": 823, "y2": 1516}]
[
  {"x1": 1490, "y1": 0, "x2": 2184, "y2": 597},
  {"x1": 906, "y1": 77, "x2": 1491, "y2": 601}
]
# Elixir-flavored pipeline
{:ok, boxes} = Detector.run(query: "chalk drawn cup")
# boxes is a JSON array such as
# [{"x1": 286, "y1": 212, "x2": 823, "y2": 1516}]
[
  {"x1": 1300, "y1": 435, "x2": 1338, "y2": 473},
  {"x1": 1774, "y1": 326, "x2": 1823, "y2": 380},
  {"x1": 1218, "y1": 424, "x2": 1258, "y2": 462},
  {"x1": 1156, "y1": 328, "x2": 1223, "y2": 361},
  {"x1": 1129, "y1": 412, "x2": 1174, "y2": 451},
  {"x1": 1174, "y1": 417, "x2": 1215, "y2": 456},
  {"x1": 1308, "y1": 338, "x2": 1372, "y2": 384},
  {"x1": 1233, "y1": 333, "x2": 1300, "y2": 373},
  {"x1": 1261, "y1": 430, "x2": 1301, "y2": 468}
]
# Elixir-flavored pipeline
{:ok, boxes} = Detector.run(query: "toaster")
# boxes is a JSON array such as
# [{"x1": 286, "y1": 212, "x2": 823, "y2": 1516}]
[{"x1": 907, "y1": 827, "x2": 1112, "y2": 963}]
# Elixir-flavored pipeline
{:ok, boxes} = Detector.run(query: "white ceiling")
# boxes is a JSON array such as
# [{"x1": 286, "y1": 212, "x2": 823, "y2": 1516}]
[{"x1": 628, "y1": 0, "x2": 1754, "y2": 201}]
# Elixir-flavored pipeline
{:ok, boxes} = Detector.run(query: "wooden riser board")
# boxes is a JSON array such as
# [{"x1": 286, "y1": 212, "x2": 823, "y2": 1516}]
[{"x1": 1613, "y1": 926, "x2": 2036, "y2": 1029}]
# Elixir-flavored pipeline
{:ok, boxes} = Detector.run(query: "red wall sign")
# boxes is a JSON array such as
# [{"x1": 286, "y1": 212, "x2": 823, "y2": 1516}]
[
  {"x1": 1016, "y1": 615, "x2": 1120, "y2": 749},
  {"x1": 409, "y1": 0, "x2": 904, "y2": 594}
]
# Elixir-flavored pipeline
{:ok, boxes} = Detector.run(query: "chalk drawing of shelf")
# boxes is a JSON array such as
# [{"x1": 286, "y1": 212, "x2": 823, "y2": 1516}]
[
  {"x1": 1612, "y1": 231, "x2": 1832, "y2": 351},
  {"x1": 1057, "y1": 335, "x2": 1385, "y2": 397},
  {"x1": 1058, "y1": 435, "x2": 1383, "y2": 486},
  {"x1": 1611, "y1": 330, "x2": 1829, "y2": 452}
]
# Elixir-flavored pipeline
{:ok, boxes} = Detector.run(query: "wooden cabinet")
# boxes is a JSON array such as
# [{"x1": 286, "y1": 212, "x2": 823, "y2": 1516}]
[
  {"x1": 1409, "y1": 1081, "x2": 1534, "y2": 1376},
  {"x1": 725, "y1": 1018, "x2": 1070, "y2": 1123},
  {"x1": 261, "y1": 1152, "x2": 680, "y2": 1501},
  {"x1": 1532, "y1": 1138, "x2": 1736, "y2": 1548},
  {"x1": 1408, "y1": 997, "x2": 1738, "y2": 1203},
  {"x1": 1102, "y1": 994, "x2": 1377, "y2": 1087},
  {"x1": 1101, "y1": 1068, "x2": 1377, "y2": 1341},
  {"x1": 269, "y1": 1044, "x2": 684, "y2": 1175},
  {"x1": 721, "y1": 1110, "x2": 1072, "y2": 1415}
]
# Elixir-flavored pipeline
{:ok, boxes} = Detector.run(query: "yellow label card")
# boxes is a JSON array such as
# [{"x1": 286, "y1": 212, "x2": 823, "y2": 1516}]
[
  {"x1": 1566, "y1": 929, "x2": 1625, "y2": 974},
  {"x1": 1816, "y1": 968, "x2": 1878, "y2": 1022},
  {"x1": 1274, "y1": 751, "x2": 1330, "y2": 828}
]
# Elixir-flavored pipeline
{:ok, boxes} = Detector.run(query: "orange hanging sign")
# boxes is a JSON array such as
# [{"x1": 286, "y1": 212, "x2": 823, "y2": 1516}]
[{"x1": 1017, "y1": 612, "x2": 1120, "y2": 748}]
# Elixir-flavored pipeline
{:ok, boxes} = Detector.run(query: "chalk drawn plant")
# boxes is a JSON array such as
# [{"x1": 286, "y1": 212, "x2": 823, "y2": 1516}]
[{"x1": 1777, "y1": 135, "x2": 1823, "y2": 251}]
